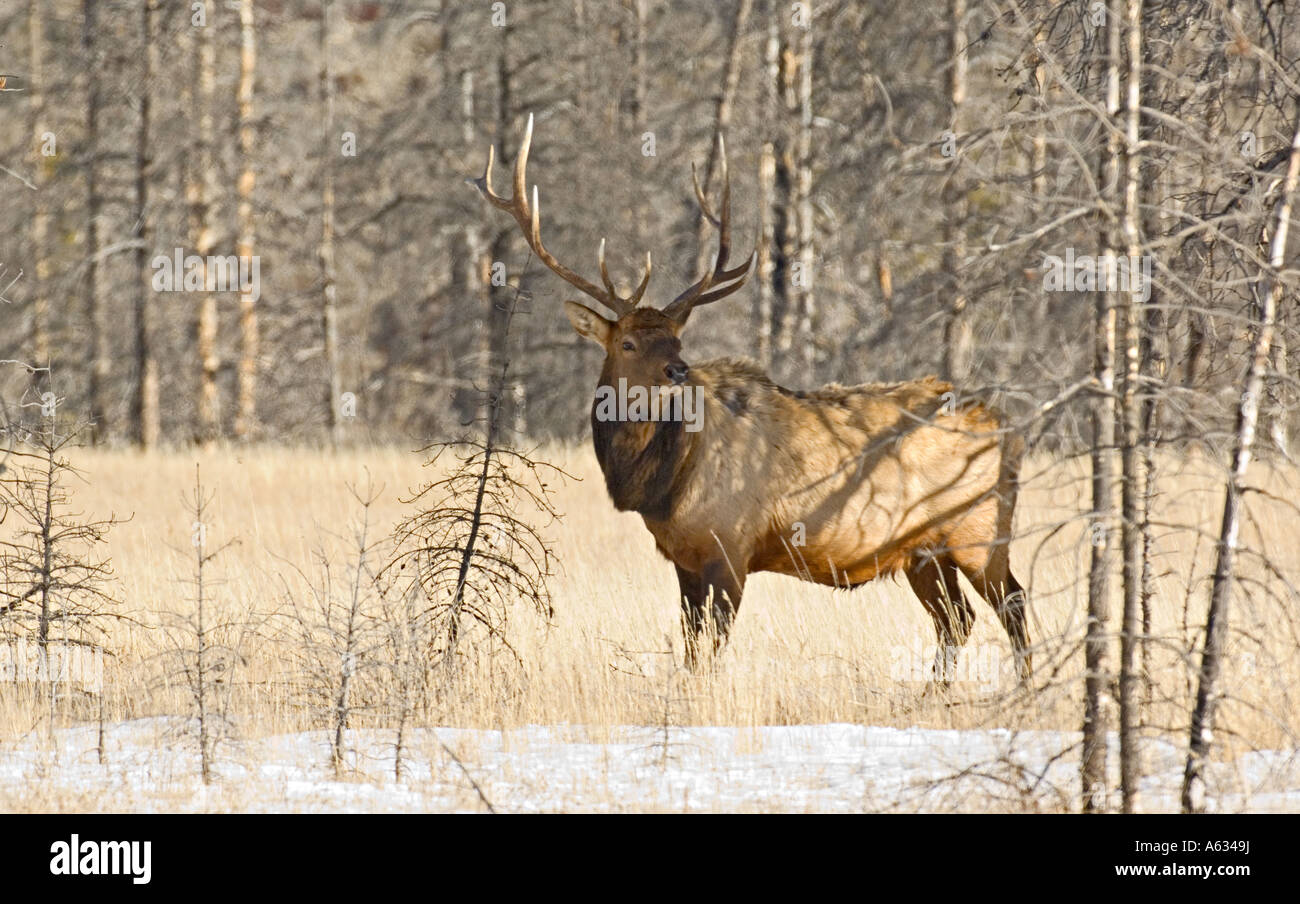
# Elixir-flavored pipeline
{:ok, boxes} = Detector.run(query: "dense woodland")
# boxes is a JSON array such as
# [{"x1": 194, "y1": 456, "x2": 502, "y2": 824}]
[{"x1": 0, "y1": 0, "x2": 1294, "y2": 451}]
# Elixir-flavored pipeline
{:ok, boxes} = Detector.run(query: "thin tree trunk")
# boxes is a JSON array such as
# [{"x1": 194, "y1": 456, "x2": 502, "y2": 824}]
[
  {"x1": 1182, "y1": 113, "x2": 1300, "y2": 814},
  {"x1": 1031, "y1": 26, "x2": 1047, "y2": 202},
  {"x1": 320, "y1": 0, "x2": 343, "y2": 446},
  {"x1": 773, "y1": 20, "x2": 797, "y2": 364},
  {"x1": 941, "y1": 0, "x2": 971, "y2": 383},
  {"x1": 28, "y1": 0, "x2": 50, "y2": 390},
  {"x1": 193, "y1": 0, "x2": 220, "y2": 445},
  {"x1": 631, "y1": 0, "x2": 648, "y2": 246},
  {"x1": 696, "y1": 0, "x2": 753, "y2": 274},
  {"x1": 754, "y1": 0, "x2": 779, "y2": 369},
  {"x1": 1082, "y1": 0, "x2": 1122, "y2": 813},
  {"x1": 573, "y1": 0, "x2": 588, "y2": 114},
  {"x1": 452, "y1": 68, "x2": 487, "y2": 423},
  {"x1": 793, "y1": 16, "x2": 815, "y2": 377},
  {"x1": 235, "y1": 0, "x2": 259, "y2": 440},
  {"x1": 84, "y1": 0, "x2": 108, "y2": 443},
  {"x1": 1138, "y1": 153, "x2": 1168, "y2": 695},
  {"x1": 1117, "y1": 0, "x2": 1145, "y2": 814},
  {"x1": 485, "y1": 30, "x2": 518, "y2": 432},
  {"x1": 1266, "y1": 332, "x2": 1289, "y2": 456},
  {"x1": 1183, "y1": 86, "x2": 1221, "y2": 393},
  {"x1": 133, "y1": 0, "x2": 161, "y2": 449}
]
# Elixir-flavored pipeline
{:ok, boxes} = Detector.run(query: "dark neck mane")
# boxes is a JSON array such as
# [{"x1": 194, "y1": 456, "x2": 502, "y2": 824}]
[{"x1": 590, "y1": 403, "x2": 688, "y2": 520}]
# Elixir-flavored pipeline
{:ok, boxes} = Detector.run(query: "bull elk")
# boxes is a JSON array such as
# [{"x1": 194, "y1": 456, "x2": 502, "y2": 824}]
[{"x1": 472, "y1": 115, "x2": 1031, "y2": 683}]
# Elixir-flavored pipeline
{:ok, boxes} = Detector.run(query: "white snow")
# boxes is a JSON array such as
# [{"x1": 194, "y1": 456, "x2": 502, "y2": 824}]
[{"x1": 1, "y1": 719, "x2": 1296, "y2": 813}]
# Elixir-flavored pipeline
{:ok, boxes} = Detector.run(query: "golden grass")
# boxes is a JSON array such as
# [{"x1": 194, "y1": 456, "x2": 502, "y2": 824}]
[{"x1": 1, "y1": 442, "x2": 1297, "y2": 810}]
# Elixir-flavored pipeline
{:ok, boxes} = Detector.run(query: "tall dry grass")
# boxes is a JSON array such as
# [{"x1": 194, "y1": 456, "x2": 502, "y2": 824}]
[{"x1": 1, "y1": 442, "x2": 1297, "y2": 804}]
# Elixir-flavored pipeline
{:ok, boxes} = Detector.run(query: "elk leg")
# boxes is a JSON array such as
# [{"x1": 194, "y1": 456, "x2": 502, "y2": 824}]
[
  {"x1": 675, "y1": 564, "x2": 707, "y2": 671},
  {"x1": 955, "y1": 551, "x2": 1032, "y2": 682},
  {"x1": 906, "y1": 556, "x2": 974, "y2": 685},
  {"x1": 702, "y1": 560, "x2": 744, "y2": 646},
  {"x1": 677, "y1": 560, "x2": 745, "y2": 670}
]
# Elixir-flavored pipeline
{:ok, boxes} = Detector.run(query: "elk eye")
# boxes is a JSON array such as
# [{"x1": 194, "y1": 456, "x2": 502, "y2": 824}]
[{"x1": 622, "y1": 341, "x2": 635, "y2": 351}]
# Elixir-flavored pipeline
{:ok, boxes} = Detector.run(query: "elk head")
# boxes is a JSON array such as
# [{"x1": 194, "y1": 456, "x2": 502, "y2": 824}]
[{"x1": 470, "y1": 114, "x2": 755, "y2": 395}]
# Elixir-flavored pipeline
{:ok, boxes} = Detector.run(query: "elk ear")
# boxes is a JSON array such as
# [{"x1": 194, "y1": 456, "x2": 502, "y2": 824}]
[{"x1": 564, "y1": 301, "x2": 613, "y2": 346}]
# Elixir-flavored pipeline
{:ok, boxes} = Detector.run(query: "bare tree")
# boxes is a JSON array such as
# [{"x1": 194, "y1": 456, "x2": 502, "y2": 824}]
[
  {"x1": 190, "y1": 0, "x2": 221, "y2": 444},
  {"x1": 387, "y1": 273, "x2": 559, "y2": 677},
  {"x1": 84, "y1": 0, "x2": 108, "y2": 444},
  {"x1": 281, "y1": 481, "x2": 387, "y2": 777},
  {"x1": 27, "y1": 0, "x2": 50, "y2": 391},
  {"x1": 1082, "y1": 0, "x2": 1122, "y2": 813},
  {"x1": 941, "y1": 0, "x2": 971, "y2": 383},
  {"x1": 161, "y1": 466, "x2": 247, "y2": 784},
  {"x1": 792, "y1": 8, "x2": 816, "y2": 377},
  {"x1": 133, "y1": 0, "x2": 161, "y2": 449},
  {"x1": 1116, "y1": 0, "x2": 1145, "y2": 814},
  {"x1": 0, "y1": 417, "x2": 122, "y2": 731},
  {"x1": 319, "y1": 0, "x2": 343, "y2": 447},
  {"x1": 755, "y1": 0, "x2": 780, "y2": 368},
  {"x1": 1182, "y1": 112, "x2": 1300, "y2": 814},
  {"x1": 234, "y1": 0, "x2": 259, "y2": 440}
]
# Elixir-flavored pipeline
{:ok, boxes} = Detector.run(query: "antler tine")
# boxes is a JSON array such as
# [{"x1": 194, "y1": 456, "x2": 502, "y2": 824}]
[
  {"x1": 687, "y1": 251, "x2": 757, "y2": 307},
  {"x1": 691, "y1": 163, "x2": 721, "y2": 228},
  {"x1": 598, "y1": 238, "x2": 618, "y2": 298},
  {"x1": 628, "y1": 251, "x2": 654, "y2": 305},
  {"x1": 512, "y1": 111, "x2": 533, "y2": 214},
  {"x1": 664, "y1": 132, "x2": 755, "y2": 321},
  {"x1": 469, "y1": 113, "x2": 645, "y2": 318},
  {"x1": 600, "y1": 239, "x2": 654, "y2": 308}
]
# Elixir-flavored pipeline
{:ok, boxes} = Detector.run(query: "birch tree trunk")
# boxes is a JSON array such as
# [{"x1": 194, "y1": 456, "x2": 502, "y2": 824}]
[
  {"x1": 1117, "y1": 0, "x2": 1145, "y2": 814},
  {"x1": 1082, "y1": 0, "x2": 1122, "y2": 813},
  {"x1": 320, "y1": 0, "x2": 343, "y2": 446},
  {"x1": 632, "y1": 0, "x2": 648, "y2": 246},
  {"x1": 133, "y1": 0, "x2": 161, "y2": 449},
  {"x1": 485, "y1": 26, "x2": 521, "y2": 433},
  {"x1": 193, "y1": 0, "x2": 221, "y2": 445},
  {"x1": 773, "y1": 22, "x2": 797, "y2": 366},
  {"x1": 755, "y1": 0, "x2": 779, "y2": 370},
  {"x1": 793, "y1": 15, "x2": 815, "y2": 377},
  {"x1": 453, "y1": 68, "x2": 489, "y2": 424},
  {"x1": 28, "y1": 0, "x2": 50, "y2": 390},
  {"x1": 234, "y1": 0, "x2": 259, "y2": 441},
  {"x1": 1181, "y1": 113, "x2": 1300, "y2": 814},
  {"x1": 941, "y1": 0, "x2": 971, "y2": 383}
]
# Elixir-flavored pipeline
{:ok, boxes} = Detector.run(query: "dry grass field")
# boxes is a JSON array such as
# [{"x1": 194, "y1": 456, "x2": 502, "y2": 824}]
[{"x1": 1, "y1": 443, "x2": 1297, "y2": 812}]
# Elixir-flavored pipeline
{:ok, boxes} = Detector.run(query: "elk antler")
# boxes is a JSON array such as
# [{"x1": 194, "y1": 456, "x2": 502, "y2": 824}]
[
  {"x1": 469, "y1": 113, "x2": 651, "y2": 318},
  {"x1": 661, "y1": 133, "x2": 757, "y2": 323}
]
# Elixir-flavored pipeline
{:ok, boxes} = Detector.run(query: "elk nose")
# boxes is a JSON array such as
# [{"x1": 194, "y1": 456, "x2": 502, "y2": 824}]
[{"x1": 664, "y1": 362, "x2": 689, "y2": 384}]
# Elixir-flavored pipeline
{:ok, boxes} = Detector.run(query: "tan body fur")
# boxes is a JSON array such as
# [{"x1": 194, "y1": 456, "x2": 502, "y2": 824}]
[{"x1": 644, "y1": 360, "x2": 1014, "y2": 585}]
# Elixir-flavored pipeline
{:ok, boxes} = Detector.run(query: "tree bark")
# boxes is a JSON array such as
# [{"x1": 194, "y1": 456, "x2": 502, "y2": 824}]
[
  {"x1": 1181, "y1": 113, "x2": 1300, "y2": 814},
  {"x1": 320, "y1": 0, "x2": 343, "y2": 446},
  {"x1": 235, "y1": 0, "x2": 259, "y2": 441},
  {"x1": 84, "y1": 0, "x2": 108, "y2": 443},
  {"x1": 28, "y1": 0, "x2": 51, "y2": 391},
  {"x1": 773, "y1": 21, "x2": 797, "y2": 366},
  {"x1": 1117, "y1": 0, "x2": 1145, "y2": 814},
  {"x1": 192, "y1": 0, "x2": 221, "y2": 445},
  {"x1": 793, "y1": 15, "x2": 815, "y2": 377},
  {"x1": 133, "y1": 0, "x2": 161, "y2": 449},
  {"x1": 485, "y1": 25, "x2": 522, "y2": 434},
  {"x1": 1082, "y1": 0, "x2": 1123, "y2": 813},
  {"x1": 754, "y1": 0, "x2": 780, "y2": 370},
  {"x1": 941, "y1": 0, "x2": 971, "y2": 383}
]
